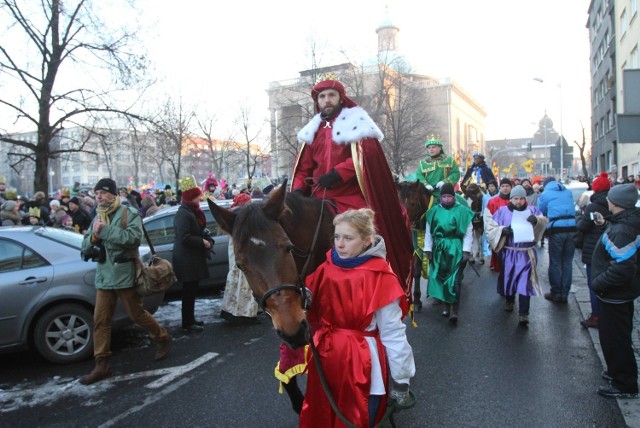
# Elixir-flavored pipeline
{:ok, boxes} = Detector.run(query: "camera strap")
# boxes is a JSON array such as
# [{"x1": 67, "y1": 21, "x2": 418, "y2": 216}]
[{"x1": 120, "y1": 207, "x2": 157, "y2": 257}]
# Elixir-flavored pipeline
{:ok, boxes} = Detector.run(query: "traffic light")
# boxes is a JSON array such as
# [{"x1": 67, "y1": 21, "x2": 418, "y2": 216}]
[{"x1": 527, "y1": 140, "x2": 532, "y2": 151}]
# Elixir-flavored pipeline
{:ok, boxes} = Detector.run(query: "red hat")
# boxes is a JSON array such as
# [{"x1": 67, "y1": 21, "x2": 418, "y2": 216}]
[
  {"x1": 311, "y1": 79, "x2": 357, "y2": 113},
  {"x1": 592, "y1": 172, "x2": 611, "y2": 193},
  {"x1": 231, "y1": 193, "x2": 251, "y2": 209}
]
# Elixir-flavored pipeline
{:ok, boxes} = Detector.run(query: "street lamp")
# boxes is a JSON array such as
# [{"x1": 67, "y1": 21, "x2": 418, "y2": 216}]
[
  {"x1": 533, "y1": 77, "x2": 564, "y2": 180},
  {"x1": 49, "y1": 169, "x2": 55, "y2": 195}
]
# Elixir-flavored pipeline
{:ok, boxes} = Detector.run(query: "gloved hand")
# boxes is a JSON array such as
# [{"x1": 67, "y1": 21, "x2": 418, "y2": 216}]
[
  {"x1": 436, "y1": 181, "x2": 445, "y2": 190},
  {"x1": 425, "y1": 251, "x2": 433, "y2": 260},
  {"x1": 527, "y1": 215, "x2": 538, "y2": 225},
  {"x1": 317, "y1": 169, "x2": 341, "y2": 189},
  {"x1": 292, "y1": 188, "x2": 305, "y2": 196},
  {"x1": 502, "y1": 226, "x2": 513, "y2": 237},
  {"x1": 462, "y1": 251, "x2": 470, "y2": 262},
  {"x1": 425, "y1": 184, "x2": 434, "y2": 192},
  {"x1": 389, "y1": 381, "x2": 411, "y2": 407}
]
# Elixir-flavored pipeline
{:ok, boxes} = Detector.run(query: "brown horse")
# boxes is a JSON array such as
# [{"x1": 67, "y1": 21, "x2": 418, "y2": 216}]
[
  {"x1": 396, "y1": 180, "x2": 432, "y2": 311},
  {"x1": 207, "y1": 179, "x2": 334, "y2": 349}
]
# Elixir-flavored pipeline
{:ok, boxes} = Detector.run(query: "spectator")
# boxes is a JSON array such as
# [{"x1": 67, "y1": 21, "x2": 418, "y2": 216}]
[
  {"x1": 538, "y1": 176, "x2": 577, "y2": 303},
  {"x1": 47, "y1": 199, "x2": 66, "y2": 228},
  {"x1": 1, "y1": 200, "x2": 23, "y2": 226},
  {"x1": 68, "y1": 196, "x2": 91, "y2": 234},
  {"x1": 592, "y1": 183, "x2": 640, "y2": 398},
  {"x1": 79, "y1": 178, "x2": 171, "y2": 385}
]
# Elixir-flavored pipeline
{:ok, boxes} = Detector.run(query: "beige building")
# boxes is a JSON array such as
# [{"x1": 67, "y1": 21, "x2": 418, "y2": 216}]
[{"x1": 266, "y1": 12, "x2": 486, "y2": 180}]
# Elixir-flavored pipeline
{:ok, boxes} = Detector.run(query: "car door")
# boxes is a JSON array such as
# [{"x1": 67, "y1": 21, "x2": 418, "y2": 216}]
[
  {"x1": 0, "y1": 238, "x2": 54, "y2": 346},
  {"x1": 203, "y1": 208, "x2": 229, "y2": 284}
]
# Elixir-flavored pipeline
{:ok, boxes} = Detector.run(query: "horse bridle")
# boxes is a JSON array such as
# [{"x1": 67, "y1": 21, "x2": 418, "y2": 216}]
[{"x1": 255, "y1": 190, "x2": 327, "y2": 314}]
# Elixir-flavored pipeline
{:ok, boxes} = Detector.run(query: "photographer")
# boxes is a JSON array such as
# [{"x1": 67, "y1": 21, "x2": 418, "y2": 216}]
[
  {"x1": 79, "y1": 178, "x2": 171, "y2": 385},
  {"x1": 173, "y1": 176, "x2": 212, "y2": 333}
]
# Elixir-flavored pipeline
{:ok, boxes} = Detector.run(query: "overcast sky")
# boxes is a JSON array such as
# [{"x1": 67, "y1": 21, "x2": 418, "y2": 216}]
[{"x1": 139, "y1": 0, "x2": 591, "y2": 147}]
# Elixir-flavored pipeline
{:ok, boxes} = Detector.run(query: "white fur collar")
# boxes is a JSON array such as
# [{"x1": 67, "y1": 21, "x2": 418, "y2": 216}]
[{"x1": 297, "y1": 106, "x2": 384, "y2": 145}]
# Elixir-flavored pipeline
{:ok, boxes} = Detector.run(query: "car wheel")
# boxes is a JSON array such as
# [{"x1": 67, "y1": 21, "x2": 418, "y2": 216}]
[{"x1": 33, "y1": 304, "x2": 94, "y2": 364}]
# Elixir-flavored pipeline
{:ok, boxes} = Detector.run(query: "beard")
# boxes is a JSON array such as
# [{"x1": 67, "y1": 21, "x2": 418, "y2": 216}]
[{"x1": 320, "y1": 104, "x2": 341, "y2": 119}]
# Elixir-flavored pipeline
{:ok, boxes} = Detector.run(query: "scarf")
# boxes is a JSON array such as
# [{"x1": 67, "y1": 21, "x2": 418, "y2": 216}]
[
  {"x1": 183, "y1": 199, "x2": 206, "y2": 227},
  {"x1": 331, "y1": 247, "x2": 373, "y2": 269},
  {"x1": 96, "y1": 197, "x2": 121, "y2": 224}
]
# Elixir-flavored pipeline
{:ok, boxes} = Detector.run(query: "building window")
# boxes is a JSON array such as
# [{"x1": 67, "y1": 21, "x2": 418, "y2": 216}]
[
  {"x1": 632, "y1": 45, "x2": 639, "y2": 68},
  {"x1": 621, "y1": 9, "x2": 628, "y2": 37},
  {"x1": 632, "y1": 0, "x2": 638, "y2": 19}
]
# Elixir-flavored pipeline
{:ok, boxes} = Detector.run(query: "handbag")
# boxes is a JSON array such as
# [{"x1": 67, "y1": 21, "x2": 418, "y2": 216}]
[{"x1": 121, "y1": 207, "x2": 177, "y2": 296}]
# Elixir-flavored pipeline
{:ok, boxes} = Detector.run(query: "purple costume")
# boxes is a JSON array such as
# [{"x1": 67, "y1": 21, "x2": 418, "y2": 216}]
[{"x1": 492, "y1": 205, "x2": 544, "y2": 297}]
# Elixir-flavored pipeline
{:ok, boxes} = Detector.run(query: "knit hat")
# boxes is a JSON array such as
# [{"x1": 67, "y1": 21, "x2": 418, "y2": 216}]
[
  {"x1": 591, "y1": 172, "x2": 611, "y2": 193},
  {"x1": 510, "y1": 185, "x2": 527, "y2": 199},
  {"x1": 607, "y1": 183, "x2": 638, "y2": 209},
  {"x1": 180, "y1": 175, "x2": 202, "y2": 201},
  {"x1": 1, "y1": 200, "x2": 17, "y2": 211},
  {"x1": 473, "y1": 153, "x2": 485, "y2": 159},
  {"x1": 94, "y1": 178, "x2": 117, "y2": 195},
  {"x1": 69, "y1": 196, "x2": 80, "y2": 206},
  {"x1": 499, "y1": 177, "x2": 513, "y2": 187},
  {"x1": 543, "y1": 176, "x2": 556, "y2": 187},
  {"x1": 49, "y1": 199, "x2": 60, "y2": 207},
  {"x1": 440, "y1": 183, "x2": 455, "y2": 196}
]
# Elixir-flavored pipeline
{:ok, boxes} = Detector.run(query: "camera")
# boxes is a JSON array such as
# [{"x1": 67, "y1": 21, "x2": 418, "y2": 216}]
[{"x1": 81, "y1": 244, "x2": 106, "y2": 263}]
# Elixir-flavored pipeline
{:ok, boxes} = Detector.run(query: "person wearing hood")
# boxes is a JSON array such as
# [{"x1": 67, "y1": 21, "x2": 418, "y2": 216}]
[
  {"x1": 461, "y1": 152, "x2": 496, "y2": 192},
  {"x1": 591, "y1": 183, "x2": 640, "y2": 399},
  {"x1": 485, "y1": 185, "x2": 548, "y2": 325},
  {"x1": 423, "y1": 183, "x2": 474, "y2": 323},
  {"x1": 538, "y1": 176, "x2": 577, "y2": 303},
  {"x1": 576, "y1": 172, "x2": 612, "y2": 329},
  {"x1": 301, "y1": 208, "x2": 415, "y2": 427}
]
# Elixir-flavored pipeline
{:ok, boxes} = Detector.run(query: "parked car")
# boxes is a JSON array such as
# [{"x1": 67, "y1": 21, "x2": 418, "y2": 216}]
[
  {"x1": 0, "y1": 226, "x2": 164, "y2": 364},
  {"x1": 142, "y1": 199, "x2": 246, "y2": 292}
]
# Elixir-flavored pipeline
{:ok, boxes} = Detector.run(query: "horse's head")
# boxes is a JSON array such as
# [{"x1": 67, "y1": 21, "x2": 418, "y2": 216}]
[
  {"x1": 396, "y1": 180, "x2": 432, "y2": 227},
  {"x1": 207, "y1": 181, "x2": 310, "y2": 349}
]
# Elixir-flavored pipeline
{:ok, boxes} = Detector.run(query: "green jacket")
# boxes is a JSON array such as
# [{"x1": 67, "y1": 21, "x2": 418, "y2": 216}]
[
  {"x1": 415, "y1": 155, "x2": 460, "y2": 188},
  {"x1": 82, "y1": 205, "x2": 142, "y2": 290}
]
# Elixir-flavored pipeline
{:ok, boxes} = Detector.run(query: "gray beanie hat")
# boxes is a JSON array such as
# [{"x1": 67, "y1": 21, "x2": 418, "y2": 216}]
[
  {"x1": 607, "y1": 183, "x2": 638, "y2": 209},
  {"x1": 510, "y1": 185, "x2": 527, "y2": 199},
  {"x1": 1, "y1": 200, "x2": 17, "y2": 211}
]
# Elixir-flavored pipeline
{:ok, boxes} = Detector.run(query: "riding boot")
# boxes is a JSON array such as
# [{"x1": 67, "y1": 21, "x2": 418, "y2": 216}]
[
  {"x1": 79, "y1": 356, "x2": 112, "y2": 385},
  {"x1": 413, "y1": 286, "x2": 422, "y2": 313},
  {"x1": 282, "y1": 376, "x2": 304, "y2": 414},
  {"x1": 449, "y1": 302, "x2": 459, "y2": 324}
]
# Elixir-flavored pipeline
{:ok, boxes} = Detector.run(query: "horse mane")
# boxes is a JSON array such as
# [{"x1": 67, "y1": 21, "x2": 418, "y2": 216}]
[{"x1": 232, "y1": 202, "x2": 273, "y2": 247}]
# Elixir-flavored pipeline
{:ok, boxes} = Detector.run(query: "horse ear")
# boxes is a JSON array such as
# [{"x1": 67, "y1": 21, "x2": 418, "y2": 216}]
[
  {"x1": 207, "y1": 197, "x2": 236, "y2": 234},
  {"x1": 263, "y1": 178, "x2": 287, "y2": 220}
]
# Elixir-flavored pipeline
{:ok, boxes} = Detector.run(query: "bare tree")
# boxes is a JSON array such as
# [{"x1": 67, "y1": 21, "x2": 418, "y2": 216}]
[
  {"x1": 235, "y1": 102, "x2": 267, "y2": 186},
  {"x1": 0, "y1": 0, "x2": 151, "y2": 194},
  {"x1": 573, "y1": 122, "x2": 590, "y2": 179},
  {"x1": 152, "y1": 97, "x2": 195, "y2": 189},
  {"x1": 195, "y1": 112, "x2": 239, "y2": 179}
]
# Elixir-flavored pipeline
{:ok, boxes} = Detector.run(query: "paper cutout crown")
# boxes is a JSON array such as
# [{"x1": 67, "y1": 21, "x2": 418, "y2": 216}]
[
  {"x1": 28, "y1": 207, "x2": 41, "y2": 218},
  {"x1": 61, "y1": 187, "x2": 70, "y2": 197},
  {"x1": 179, "y1": 175, "x2": 198, "y2": 192}
]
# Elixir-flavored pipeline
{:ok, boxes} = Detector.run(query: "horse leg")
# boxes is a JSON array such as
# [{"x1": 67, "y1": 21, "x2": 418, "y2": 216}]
[
  {"x1": 282, "y1": 375, "x2": 304, "y2": 414},
  {"x1": 413, "y1": 255, "x2": 422, "y2": 312}
]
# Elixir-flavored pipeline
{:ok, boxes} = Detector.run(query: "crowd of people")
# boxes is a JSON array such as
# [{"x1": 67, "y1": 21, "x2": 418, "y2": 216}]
[{"x1": 1, "y1": 77, "x2": 639, "y2": 425}]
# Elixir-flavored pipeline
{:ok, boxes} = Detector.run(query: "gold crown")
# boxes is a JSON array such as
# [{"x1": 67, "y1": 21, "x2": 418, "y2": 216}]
[
  {"x1": 28, "y1": 207, "x2": 41, "y2": 218},
  {"x1": 61, "y1": 187, "x2": 70, "y2": 197},
  {"x1": 5, "y1": 188, "x2": 17, "y2": 200},
  {"x1": 315, "y1": 72, "x2": 337, "y2": 84},
  {"x1": 0, "y1": 176, "x2": 5, "y2": 184},
  {"x1": 179, "y1": 175, "x2": 198, "y2": 192},
  {"x1": 424, "y1": 134, "x2": 442, "y2": 147}
]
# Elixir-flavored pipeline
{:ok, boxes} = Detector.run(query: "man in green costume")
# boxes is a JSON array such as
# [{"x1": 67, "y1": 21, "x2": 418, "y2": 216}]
[
  {"x1": 423, "y1": 183, "x2": 474, "y2": 323},
  {"x1": 415, "y1": 135, "x2": 461, "y2": 201}
]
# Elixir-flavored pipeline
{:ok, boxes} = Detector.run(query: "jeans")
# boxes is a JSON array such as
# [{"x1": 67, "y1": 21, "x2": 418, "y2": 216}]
[
  {"x1": 93, "y1": 287, "x2": 169, "y2": 358},
  {"x1": 547, "y1": 232, "x2": 575, "y2": 297},
  {"x1": 586, "y1": 264, "x2": 599, "y2": 316}
]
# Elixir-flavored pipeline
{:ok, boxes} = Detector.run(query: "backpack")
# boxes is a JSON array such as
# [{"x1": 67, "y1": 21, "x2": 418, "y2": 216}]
[{"x1": 121, "y1": 207, "x2": 177, "y2": 296}]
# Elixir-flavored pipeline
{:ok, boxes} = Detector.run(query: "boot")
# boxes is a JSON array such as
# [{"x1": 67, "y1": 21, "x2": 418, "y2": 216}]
[
  {"x1": 449, "y1": 303, "x2": 459, "y2": 323},
  {"x1": 79, "y1": 356, "x2": 112, "y2": 385},
  {"x1": 154, "y1": 336, "x2": 172, "y2": 361}
]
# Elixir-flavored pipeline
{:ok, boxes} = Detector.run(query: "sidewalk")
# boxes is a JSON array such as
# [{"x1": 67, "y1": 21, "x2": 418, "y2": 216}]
[{"x1": 566, "y1": 253, "x2": 640, "y2": 425}]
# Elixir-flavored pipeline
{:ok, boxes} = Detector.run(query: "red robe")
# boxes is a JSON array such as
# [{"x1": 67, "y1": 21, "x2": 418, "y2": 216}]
[
  {"x1": 300, "y1": 251, "x2": 407, "y2": 428},
  {"x1": 485, "y1": 194, "x2": 511, "y2": 272}
]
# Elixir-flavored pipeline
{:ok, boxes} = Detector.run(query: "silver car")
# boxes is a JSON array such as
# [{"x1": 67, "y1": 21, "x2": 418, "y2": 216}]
[{"x1": 0, "y1": 226, "x2": 164, "y2": 364}]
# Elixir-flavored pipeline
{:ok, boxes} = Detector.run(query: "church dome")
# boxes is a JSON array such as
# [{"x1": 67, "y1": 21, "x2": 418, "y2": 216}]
[{"x1": 539, "y1": 114, "x2": 553, "y2": 129}]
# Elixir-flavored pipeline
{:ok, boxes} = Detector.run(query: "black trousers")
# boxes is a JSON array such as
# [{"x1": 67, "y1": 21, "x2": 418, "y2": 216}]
[
  {"x1": 598, "y1": 299, "x2": 638, "y2": 392},
  {"x1": 181, "y1": 280, "x2": 199, "y2": 327}
]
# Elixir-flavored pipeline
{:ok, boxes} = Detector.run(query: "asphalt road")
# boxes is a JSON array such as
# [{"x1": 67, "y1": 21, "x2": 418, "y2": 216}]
[{"x1": 0, "y1": 256, "x2": 626, "y2": 427}]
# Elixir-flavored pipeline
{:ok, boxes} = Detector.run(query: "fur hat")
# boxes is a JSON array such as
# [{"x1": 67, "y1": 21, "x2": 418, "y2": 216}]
[
  {"x1": 440, "y1": 183, "x2": 455, "y2": 196},
  {"x1": 591, "y1": 172, "x2": 611, "y2": 193},
  {"x1": 499, "y1": 177, "x2": 513, "y2": 187},
  {"x1": 607, "y1": 183, "x2": 638, "y2": 209},
  {"x1": 94, "y1": 178, "x2": 117, "y2": 195},
  {"x1": 510, "y1": 185, "x2": 527, "y2": 199},
  {"x1": 180, "y1": 175, "x2": 202, "y2": 201}
]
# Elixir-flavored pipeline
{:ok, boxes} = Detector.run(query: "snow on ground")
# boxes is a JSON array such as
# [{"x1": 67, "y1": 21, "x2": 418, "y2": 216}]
[{"x1": 0, "y1": 297, "x2": 223, "y2": 413}]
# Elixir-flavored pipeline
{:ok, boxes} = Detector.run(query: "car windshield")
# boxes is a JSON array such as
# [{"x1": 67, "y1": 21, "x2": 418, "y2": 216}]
[{"x1": 35, "y1": 227, "x2": 84, "y2": 249}]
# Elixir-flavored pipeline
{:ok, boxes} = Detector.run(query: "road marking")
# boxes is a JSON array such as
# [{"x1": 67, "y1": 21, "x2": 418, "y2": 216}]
[{"x1": 144, "y1": 352, "x2": 218, "y2": 389}]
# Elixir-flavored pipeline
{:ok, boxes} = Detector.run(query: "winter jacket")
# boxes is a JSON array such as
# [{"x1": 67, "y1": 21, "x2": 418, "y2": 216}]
[
  {"x1": 576, "y1": 190, "x2": 612, "y2": 264},
  {"x1": 591, "y1": 208, "x2": 640, "y2": 303},
  {"x1": 82, "y1": 205, "x2": 142, "y2": 290},
  {"x1": 172, "y1": 204, "x2": 210, "y2": 283},
  {"x1": 538, "y1": 181, "x2": 577, "y2": 234}
]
